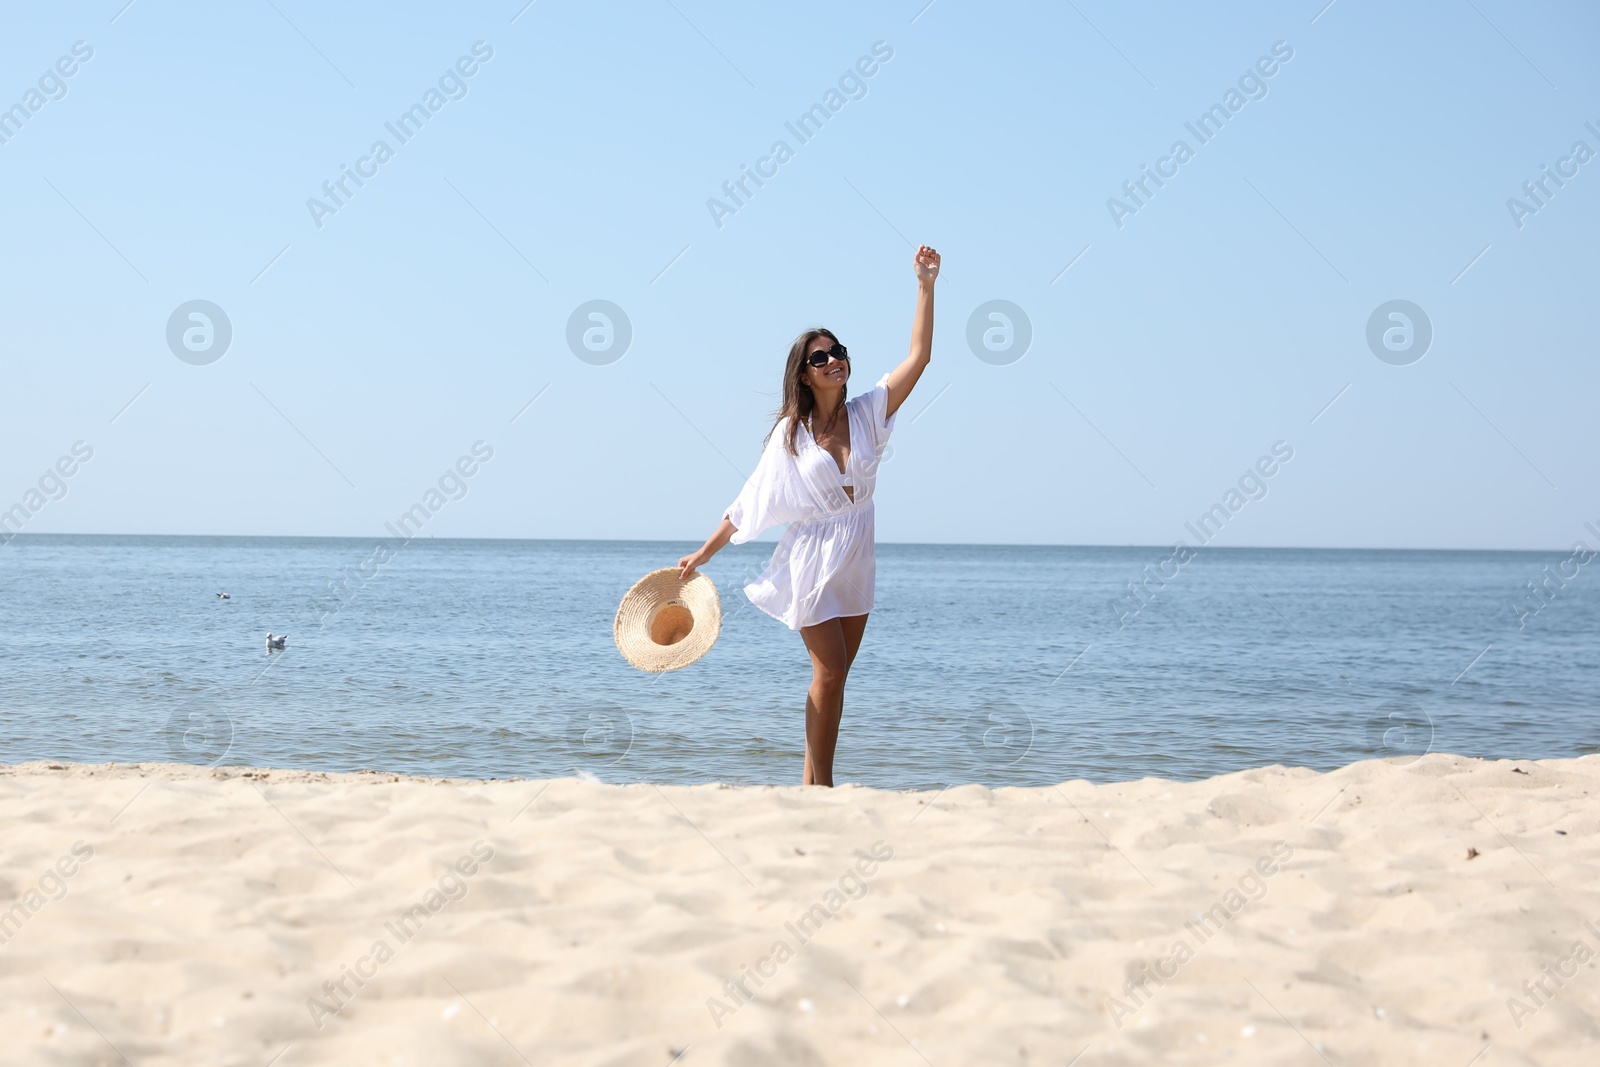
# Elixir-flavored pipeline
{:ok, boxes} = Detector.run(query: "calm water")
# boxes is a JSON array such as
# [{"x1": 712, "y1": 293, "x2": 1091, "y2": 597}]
[{"x1": 0, "y1": 535, "x2": 1594, "y2": 789}]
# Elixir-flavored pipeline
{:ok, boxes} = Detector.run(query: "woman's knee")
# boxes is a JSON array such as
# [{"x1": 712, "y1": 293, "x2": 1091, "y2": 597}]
[
  {"x1": 802, "y1": 622, "x2": 847, "y2": 681},
  {"x1": 812, "y1": 668, "x2": 851, "y2": 694},
  {"x1": 811, "y1": 657, "x2": 847, "y2": 690}
]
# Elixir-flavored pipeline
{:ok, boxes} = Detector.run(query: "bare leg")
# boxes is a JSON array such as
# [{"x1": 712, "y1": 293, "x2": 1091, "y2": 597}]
[
  {"x1": 840, "y1": 613, "x2": 869, "y2": 670},
  {"x1": 800, "y1": 614, "x2": 869, "y2": 786},
  {"x1": 800, "y1": 618, "x2": 847, "y2": 786}
]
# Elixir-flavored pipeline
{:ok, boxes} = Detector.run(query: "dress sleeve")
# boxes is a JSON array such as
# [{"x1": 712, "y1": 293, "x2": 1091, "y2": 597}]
[
  {"x1": 862, "y1": 371, "x2": 898, "y2": 454},
  {"x1": 723, "y1": 418, "x2": 814, "y2": 545}
]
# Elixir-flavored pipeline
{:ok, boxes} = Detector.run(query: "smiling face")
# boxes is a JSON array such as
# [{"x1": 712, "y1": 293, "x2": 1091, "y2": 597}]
[{"x1": 802, "y1": 335, "x2": 849, "y2": 393}]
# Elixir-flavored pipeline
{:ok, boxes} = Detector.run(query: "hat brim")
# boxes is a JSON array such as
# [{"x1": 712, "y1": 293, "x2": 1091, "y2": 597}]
[{"x1": 614, "y1": 567, "x2": 722, "y2": 673}]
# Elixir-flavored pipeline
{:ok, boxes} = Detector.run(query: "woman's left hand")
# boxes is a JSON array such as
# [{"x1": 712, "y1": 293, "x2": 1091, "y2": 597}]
[{"x1": 913, "y1": 244, "x2": 940, "y2": 284}]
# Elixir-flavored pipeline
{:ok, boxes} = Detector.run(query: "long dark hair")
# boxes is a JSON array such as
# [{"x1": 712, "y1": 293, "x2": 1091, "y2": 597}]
[{"x1": 769, "y1": 327, "x2": 847, "y2": 456}]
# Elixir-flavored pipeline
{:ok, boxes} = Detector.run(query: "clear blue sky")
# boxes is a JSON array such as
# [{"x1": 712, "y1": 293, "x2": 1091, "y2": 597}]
[{"x1": 3, "y1": 0, "x2": 1596, "y2": 550}]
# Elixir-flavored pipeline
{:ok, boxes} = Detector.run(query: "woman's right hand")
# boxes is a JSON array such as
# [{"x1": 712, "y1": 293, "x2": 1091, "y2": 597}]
[
  {"x1": 677, "y1": 549, "x2": 709, "y2": 581},
  {"x1": 679, "y1": 519, "x2": 737, "y2": 580}
]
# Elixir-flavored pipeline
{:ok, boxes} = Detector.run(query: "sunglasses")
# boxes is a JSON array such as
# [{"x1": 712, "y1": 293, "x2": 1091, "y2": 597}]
[{"x1": 806, "y1": 344, "x2": 849, "y2": 367}]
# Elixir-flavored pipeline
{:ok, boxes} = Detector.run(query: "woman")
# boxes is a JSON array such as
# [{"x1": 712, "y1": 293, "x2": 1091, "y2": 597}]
[{"x1": 677, "y1": 244, "x2": 941, "y2": 786}]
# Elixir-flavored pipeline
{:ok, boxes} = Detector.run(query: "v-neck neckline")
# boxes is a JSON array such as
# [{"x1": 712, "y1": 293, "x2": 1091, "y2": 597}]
[{"x1": 804, "y1": 400, "x2": 852, "y2": 478}]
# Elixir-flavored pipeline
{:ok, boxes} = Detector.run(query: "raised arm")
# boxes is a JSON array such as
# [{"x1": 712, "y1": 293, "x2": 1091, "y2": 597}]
[{"x1": 884, "y1": 244, "x2": 940, "y2": 420}]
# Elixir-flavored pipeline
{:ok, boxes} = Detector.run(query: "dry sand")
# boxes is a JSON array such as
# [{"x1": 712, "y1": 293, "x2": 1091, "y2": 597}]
[{"x1": 0, "y1": 753, "x2": 1595, "y2": 1065}]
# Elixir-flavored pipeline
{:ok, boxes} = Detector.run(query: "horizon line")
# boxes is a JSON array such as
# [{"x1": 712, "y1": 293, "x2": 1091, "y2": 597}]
[{"x1": 0, "y1": 531, "x2": 1580, "y2": 556}]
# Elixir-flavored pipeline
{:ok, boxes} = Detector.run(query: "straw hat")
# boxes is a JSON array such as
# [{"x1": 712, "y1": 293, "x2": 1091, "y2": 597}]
[{"x1": 614, "y1": 567, "x2": 722, "y2": 672}]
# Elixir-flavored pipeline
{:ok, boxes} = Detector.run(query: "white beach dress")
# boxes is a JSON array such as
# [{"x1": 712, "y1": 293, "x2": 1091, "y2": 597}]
[{"x1": 723, "y1": 372, "x2": 897, "y2": 630}]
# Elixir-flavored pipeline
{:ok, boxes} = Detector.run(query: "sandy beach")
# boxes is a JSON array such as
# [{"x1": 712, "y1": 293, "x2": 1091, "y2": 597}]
[{"x1": 1, "y1": 754, "x2": 1595, "y2": 1065}]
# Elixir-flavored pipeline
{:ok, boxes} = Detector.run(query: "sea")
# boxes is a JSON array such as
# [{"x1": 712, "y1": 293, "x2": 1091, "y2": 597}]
[{"x1": 1, "y1": 535, "x2": 1594, "y2": 790}]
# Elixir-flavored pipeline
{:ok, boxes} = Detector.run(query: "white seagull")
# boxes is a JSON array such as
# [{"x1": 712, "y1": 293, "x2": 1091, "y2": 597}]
[
  {"x1": 265, "y1": 632, "x2": 288, "y2": 651},
  {"x1": 216, "y1": 592, "x2": 231, "y2": 600}
]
